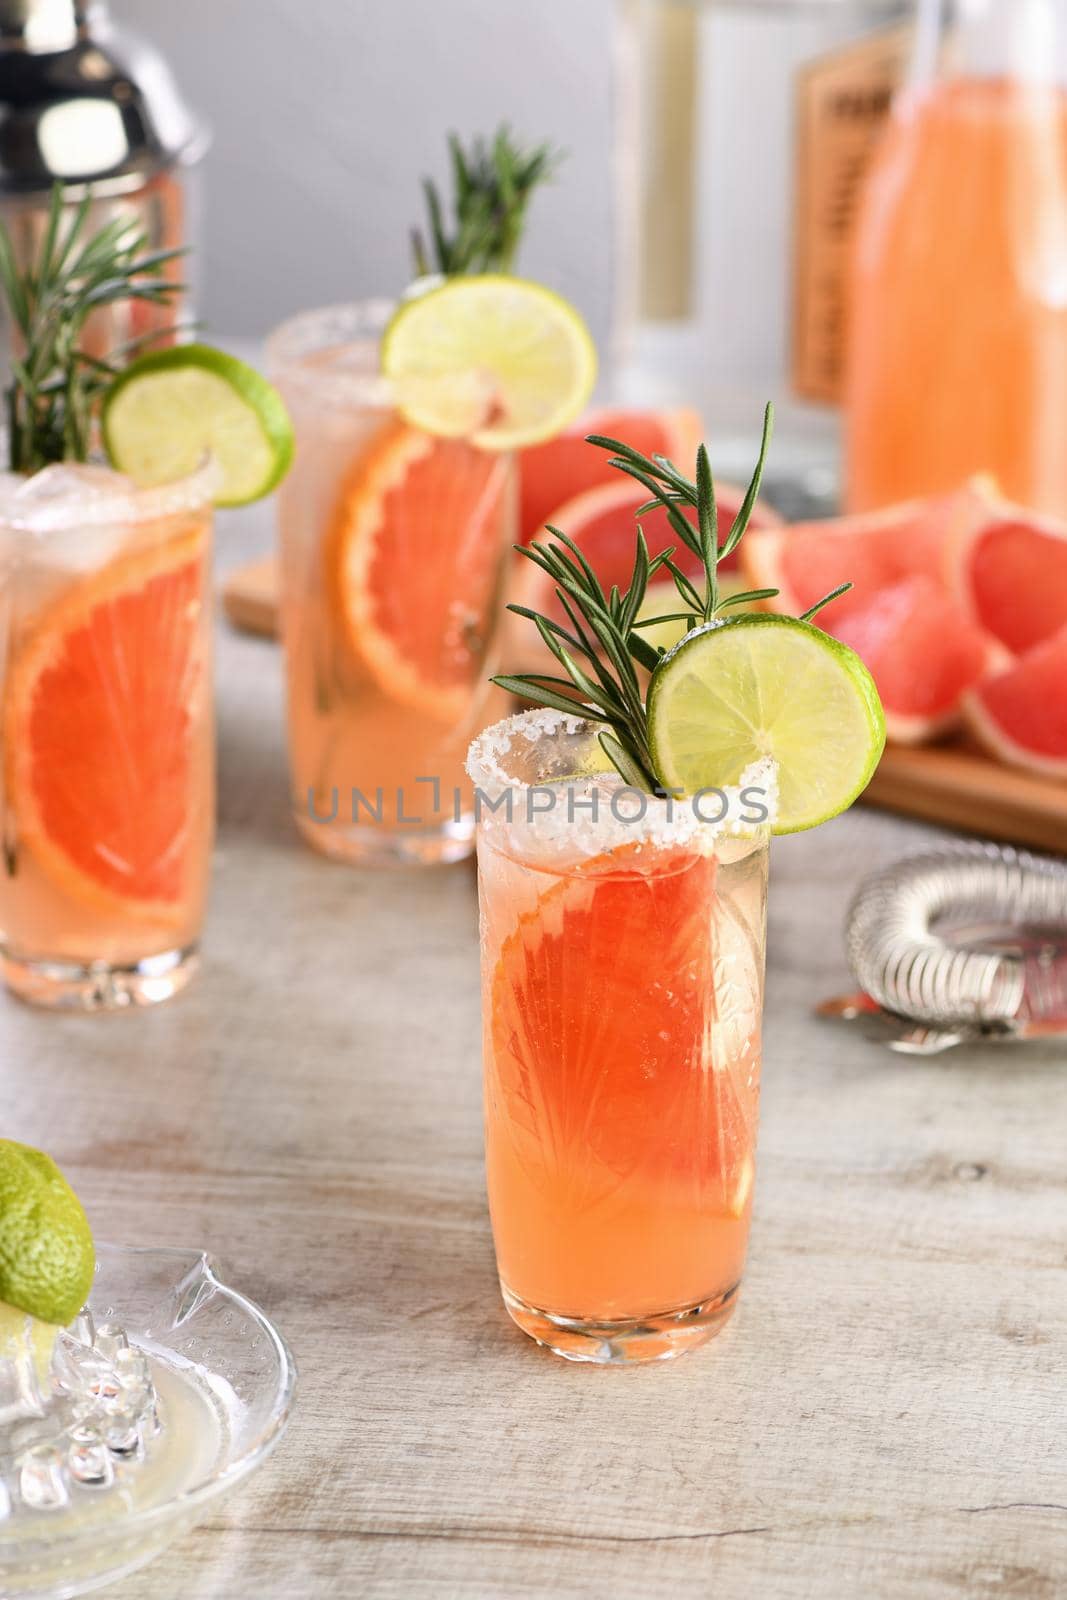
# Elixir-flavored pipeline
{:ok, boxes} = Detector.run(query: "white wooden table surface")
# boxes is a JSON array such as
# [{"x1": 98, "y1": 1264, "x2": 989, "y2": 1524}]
[{"x1": 3, "y1": 491, "x2": 1065, "y2": 1600}]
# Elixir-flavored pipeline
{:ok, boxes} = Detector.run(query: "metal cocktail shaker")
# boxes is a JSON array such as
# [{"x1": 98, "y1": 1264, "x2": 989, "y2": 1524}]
[{"x1": 0, "y1": 0, "x2": 208, "y2": 366}]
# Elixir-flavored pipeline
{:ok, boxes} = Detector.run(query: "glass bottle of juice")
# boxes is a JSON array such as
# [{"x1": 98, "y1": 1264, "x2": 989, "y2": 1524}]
[
  {"x1": 615, "y1": 0, "x2": 911, "y2": 518},
  {"x1": 845, "y1": 0, "x2": 1067, "y2": 517}
]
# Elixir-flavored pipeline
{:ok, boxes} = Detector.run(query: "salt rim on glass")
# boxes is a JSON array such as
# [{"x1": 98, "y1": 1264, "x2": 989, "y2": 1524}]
[{"x1": 466, "y1": 707, "x2": 777, "y2": 868}]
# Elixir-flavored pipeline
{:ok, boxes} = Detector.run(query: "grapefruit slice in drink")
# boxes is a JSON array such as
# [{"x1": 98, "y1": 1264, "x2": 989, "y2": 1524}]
[
  {"x1": 490, "y1": 849, "x2": 754, "y2": 1216},
  {"x1": 831, "y1": 576, "x2": 1003, "y2": 744},
  {"x1": 963, "y1": 625, "x2": 1067, "y2": 779},
  {"x1": 945, "y1": 483, "x2": 1067, "y2": 654},
  {"x1": 329, "y1": 419, "x2": 512, "y2": 722},
  {"x1": 6, "y1": 520, "x2": 210, "y2": 915},
  {"x1": 519, "y1": 407, "x2": 704, "y2": 545}
]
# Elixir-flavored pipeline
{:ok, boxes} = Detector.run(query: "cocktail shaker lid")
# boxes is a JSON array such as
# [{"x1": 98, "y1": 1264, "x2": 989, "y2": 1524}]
[{"x1": 0, "y1": 0, "x2": 209, "y2": 196}]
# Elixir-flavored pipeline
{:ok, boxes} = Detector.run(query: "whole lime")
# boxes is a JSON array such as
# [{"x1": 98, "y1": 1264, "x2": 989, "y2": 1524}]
[{"x1": 0, "y1": 1140, "x2": 95, "y2": 1325}]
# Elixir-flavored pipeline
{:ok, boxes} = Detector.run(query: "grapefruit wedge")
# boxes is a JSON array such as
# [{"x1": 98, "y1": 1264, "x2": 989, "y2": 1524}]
[
  {"x1": 519, "y1": 407, "x2": 704, "y2": 545},
  {"x1": 946, "y1": 484, "x2": 1067, "y2": 655},
  {"x1": 6, "y1": 520, "x2": 209, "y2": 913},
  {"x1": 330, "y1": 420, "x2": 512, "y2": 722},
  {"x1": 740, "y1": 488, "x2": 978, "y2": 627},
  {"x1": 963, "y1": 625, "x2": 1067, "y2": 779},
  {"x1": 830, "y1": 576, "x2": 1004, "y2": 744}
]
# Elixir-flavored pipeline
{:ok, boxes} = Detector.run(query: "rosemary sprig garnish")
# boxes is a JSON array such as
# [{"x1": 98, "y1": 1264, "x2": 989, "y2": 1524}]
[
  {"x1": 0, "y1": 183, "x2": 185, "y2": 472},
  {"x1": 494, "y1": 402, "x2": 852, "y2": 792},
  {"x1": 411, "y1": 127, "x2": 560, "y2": 278}
]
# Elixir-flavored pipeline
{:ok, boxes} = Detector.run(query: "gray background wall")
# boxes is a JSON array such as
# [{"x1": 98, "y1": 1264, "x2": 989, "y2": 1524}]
[{"x1": 121, "y1": 0, "x2": 617, "y2": 350}]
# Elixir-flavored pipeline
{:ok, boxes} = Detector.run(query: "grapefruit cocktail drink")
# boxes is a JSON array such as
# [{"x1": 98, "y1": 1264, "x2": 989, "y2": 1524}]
[
  {"x1": 0, "y1": 183, "x2": 294, "y2": 1008},
  {"x1": 268, "y1": 132, "x2": 597, "y2": 866},
  {"x1": 0, "y1": 463, "x2": 216, "y2": 1008},
  {"x1": 469, "y1": 710, "x2": 769, "y2": 1363},
  {"x1": 268, "y1": 302, "x2": 517, "y2": 867},
  {"x1": 472, "y1": 414, "x2": 886, "y2": 1362}
]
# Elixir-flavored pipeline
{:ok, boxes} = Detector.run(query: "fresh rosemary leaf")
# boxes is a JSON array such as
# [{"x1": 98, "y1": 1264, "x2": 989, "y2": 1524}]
[
  {"x1": 800, "y1": 583, "x2": 853, "y2": 622},
  {"x1": 696, "y1": 445, "x2": 718, "y2": 572},
  {"x1": 544, "y1": 524, "x2": 609, "y2": 607},
  {"x1": 598, "y1": 731, "x2": 654, "y2": 791},
  {"x1": 626, "y1": 630, "x2": 664, "y2": 674},
  {"x1": 506, "y1": 603, "x2": 582, "y2": 651},
  {"x1": 648, "y1": 454, "x2": 693, "y2": 494},
  {"x1": 631, "y1": 611, "x2": 700, "y2": 629},
  {"x1": 721, "y1": 404, "x2": 774, "y2": 558},
  {"x1": 660, "y1": 558, "x2": 704, "y2": 610},
  {"x1": 557, "y1": 643, "x2": 626, "y2": 715},
  {"x1": 618, "y1": 526, "x2": 650, "y2": 637},
  {"x1": 0, "y1": 181, "x2": 184, "y2": 470},
  {"x1": 717, "y1": 588, "x2": 781, "y2": 611},
  {"x1": 491, "y1": 675, "x2": 608, "y2": 720},
  {"x1": 553, "y1": 588, "x2": 601, "y2": 661}
]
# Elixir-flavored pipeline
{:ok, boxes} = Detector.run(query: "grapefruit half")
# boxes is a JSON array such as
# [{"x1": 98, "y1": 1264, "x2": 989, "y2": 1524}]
[
  {"x1": 963, "y1": 625, "x2": 1067, "y2": 779},
  {"x1": 6, "y1": 521, "x2": 209, "y2": 914}
]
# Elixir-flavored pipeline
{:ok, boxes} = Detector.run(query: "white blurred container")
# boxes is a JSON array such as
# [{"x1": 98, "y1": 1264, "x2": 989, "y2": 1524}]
[{"x1": 614, "y1": 0, "x2": 912, "y2": 514}]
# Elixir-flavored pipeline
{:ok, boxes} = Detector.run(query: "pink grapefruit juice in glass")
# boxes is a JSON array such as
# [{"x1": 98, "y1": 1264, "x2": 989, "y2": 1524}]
[
  {"x1": 0, "y1": 463, "x2": 215, "y2": 1008},
  {"x1": 468, "y1": 710, "x2": 769, "y2": 1363},
  {"x1": 268, "y1": 303, "x2": 516, "y2": 868},
  {"x1": 465, "y1": 405, "x2": 885, "y2": 1363}
]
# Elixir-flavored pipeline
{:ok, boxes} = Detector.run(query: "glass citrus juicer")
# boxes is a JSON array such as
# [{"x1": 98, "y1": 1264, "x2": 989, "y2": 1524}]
[{"x1": 0, "y1": 1245, "x2": 296, "y2": 1599}]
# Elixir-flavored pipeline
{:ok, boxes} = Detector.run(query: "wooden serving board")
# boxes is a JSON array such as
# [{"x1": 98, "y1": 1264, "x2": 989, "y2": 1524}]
[
  {"x1": 221, "y1": 554, "x2": 1067, "y2": 855},
  {"x1": 222, "y1": 553, "x2": 280, "y2": 639}
]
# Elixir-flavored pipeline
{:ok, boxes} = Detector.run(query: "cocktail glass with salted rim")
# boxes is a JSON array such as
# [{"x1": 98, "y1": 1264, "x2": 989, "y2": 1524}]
[
  {"x1": 469, "y1": 707, "x2": 772, "y2": 1363},
  {"x1": 267, "y1": 131, "x2": 596, "y2": 867},
  {"x1": 469, "y1": 410, "x2": 885, "y2": 1363},
  {"x1": 0, "y1": 461, "x2": 216, "y2": 1009}
]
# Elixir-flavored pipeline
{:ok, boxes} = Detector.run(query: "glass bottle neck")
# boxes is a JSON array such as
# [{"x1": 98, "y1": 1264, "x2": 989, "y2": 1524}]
[{"x1": 912, "y1": 0, "x2": 1066, "y2": 86}]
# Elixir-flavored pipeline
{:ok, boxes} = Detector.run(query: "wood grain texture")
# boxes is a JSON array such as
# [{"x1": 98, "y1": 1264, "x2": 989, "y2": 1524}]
[
  {"x1": 4, "y1": 499, "x2": 1065, "y2": 1600},
  {"x1": 865, "y1": 742, "x2": 1067, "y2": 854}
]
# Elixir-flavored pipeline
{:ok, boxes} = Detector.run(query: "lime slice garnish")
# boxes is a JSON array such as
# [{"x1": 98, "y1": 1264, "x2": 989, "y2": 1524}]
[
  {"x1": 647, "y1": 613, "x2": 886, "y2": 835},
  {"x1": 0, "y1": 1140, "x2": 95, "y2": 1325},
  {"x1": 103, "y1": 343, "x2": 294, "y2": 507},
  {"x1": 380, "y1": 275, "x2": 597, "y2": 450}
]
